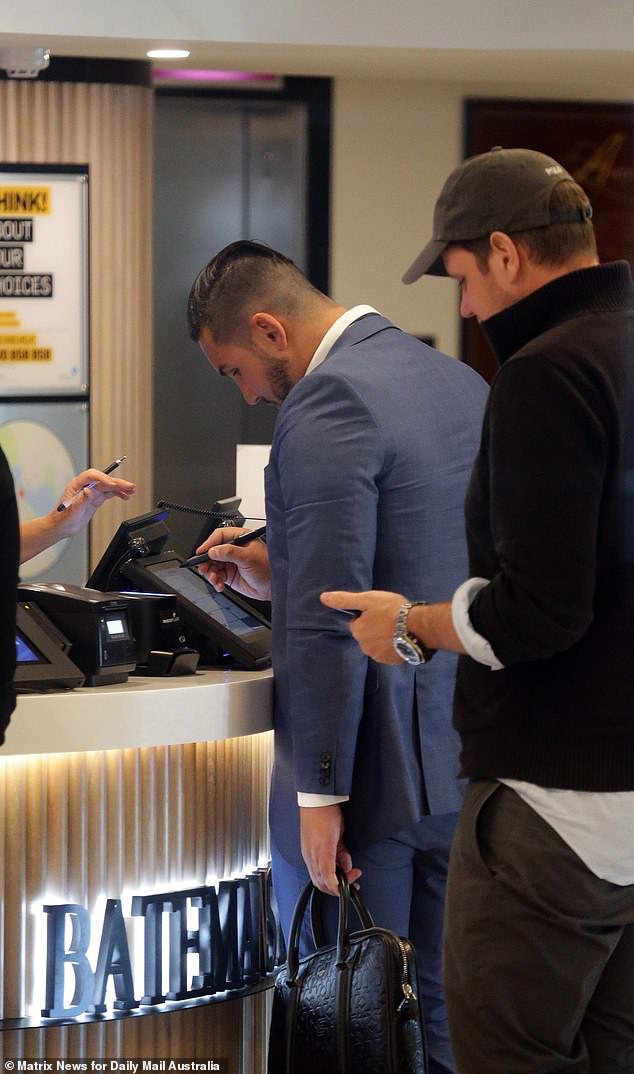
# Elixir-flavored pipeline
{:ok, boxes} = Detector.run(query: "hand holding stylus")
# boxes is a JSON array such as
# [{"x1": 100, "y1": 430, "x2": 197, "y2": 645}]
[
  {"x1": 190, "y1": 526, "x2": 271, "y2": 601},
  {"x1": 56, "y1": 456, "x2": 129, "y2": 512},
  {"x1": 19, "y1": 460, "x2": 136, "y2": 565},
  {"x1": 180, "y1": 525, "x2": 267, "y2": 567}
]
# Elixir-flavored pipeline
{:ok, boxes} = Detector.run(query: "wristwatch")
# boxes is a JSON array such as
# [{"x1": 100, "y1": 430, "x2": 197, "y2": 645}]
[{"x1": 393, "y1": 601, "x2": 436, "y2": 666}]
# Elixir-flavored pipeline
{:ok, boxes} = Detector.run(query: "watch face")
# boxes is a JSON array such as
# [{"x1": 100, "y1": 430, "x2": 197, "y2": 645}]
[{"x1": 394, "y1": 636, "x2": 423, "y2": 666}]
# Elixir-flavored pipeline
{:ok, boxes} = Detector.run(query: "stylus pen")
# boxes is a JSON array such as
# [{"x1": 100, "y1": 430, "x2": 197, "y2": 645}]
[
  {"x1": 180, "y1": 525, "x2": 267, "y2": 568},
  {"x1": 56, "y1": 456, "x2": 127, "y2": 512}
]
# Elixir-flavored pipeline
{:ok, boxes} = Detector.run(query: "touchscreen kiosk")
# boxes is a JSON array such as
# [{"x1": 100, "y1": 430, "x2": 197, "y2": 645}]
[
  {"x1": 14, "y1": 602, "x2": 85, "y2": 691},
  {"x1": 122, "y1": 553, "x2": 271, "y2": 670},
  {"x1": 86, "y1": 509, "x2": 170, "y2": 591}
]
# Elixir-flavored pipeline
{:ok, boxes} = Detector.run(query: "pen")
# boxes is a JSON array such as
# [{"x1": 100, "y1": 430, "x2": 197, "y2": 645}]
[
  {"x1": 179, "y1": 525, "x2": 267, "y2": 568},
  {"x1": 56, "y1": 456, "x2": 127, "y2": 512}
]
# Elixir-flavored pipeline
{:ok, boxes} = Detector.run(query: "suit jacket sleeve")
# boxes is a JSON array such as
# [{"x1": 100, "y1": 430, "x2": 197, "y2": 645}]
[{"x1": 271, "y1": 369, "x2": 385, "y2": 796}]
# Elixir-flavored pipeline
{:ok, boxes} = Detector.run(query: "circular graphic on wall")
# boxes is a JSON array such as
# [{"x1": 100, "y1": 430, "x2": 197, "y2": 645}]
[{"x1": 0, "y1": 419, "x2": 74, "y2": 580}]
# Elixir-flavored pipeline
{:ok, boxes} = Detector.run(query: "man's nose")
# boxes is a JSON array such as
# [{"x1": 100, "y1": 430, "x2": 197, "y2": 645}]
[
  {"x1": 460, "y1": 295, "x2": 475, "y2": 319},
  {"x1": 238, "y1": 381, "x2": 258, "y2": 406}
]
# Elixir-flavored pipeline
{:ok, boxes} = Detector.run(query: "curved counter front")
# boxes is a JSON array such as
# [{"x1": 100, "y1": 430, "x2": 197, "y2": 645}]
[
  {"x1": 0, "y1": 669, "x2": 275, "y2": 1071},
  {"x1": 1, "y1": 667, "x2": 274, "y2": 755}
]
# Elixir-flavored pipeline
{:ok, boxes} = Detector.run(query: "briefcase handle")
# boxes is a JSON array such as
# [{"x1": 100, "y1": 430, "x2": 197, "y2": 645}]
[{"x1": 286, "y1": 869, "x2": 375, "y2": 983}]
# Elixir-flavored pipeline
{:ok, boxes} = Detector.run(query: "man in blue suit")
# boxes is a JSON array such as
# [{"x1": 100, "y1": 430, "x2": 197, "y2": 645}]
[{"x1": 187, "y1": 240, "x2": 488, "y2": 1073}]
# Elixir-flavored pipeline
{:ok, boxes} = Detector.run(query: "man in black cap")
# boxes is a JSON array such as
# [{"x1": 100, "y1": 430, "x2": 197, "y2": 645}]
[{"x1": 322, "y1": 147, "x2": 634, "y2": 1073}]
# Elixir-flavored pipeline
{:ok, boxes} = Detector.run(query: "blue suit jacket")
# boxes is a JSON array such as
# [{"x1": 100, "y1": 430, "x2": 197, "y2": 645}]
[{"x1": 265, "y1": 313, "x2": 488, "y2": 865}]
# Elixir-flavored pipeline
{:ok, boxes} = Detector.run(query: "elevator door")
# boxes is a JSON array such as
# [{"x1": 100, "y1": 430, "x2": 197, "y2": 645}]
[{"x1": 153, "y1": 95, "x2": 307, "y2": 552}]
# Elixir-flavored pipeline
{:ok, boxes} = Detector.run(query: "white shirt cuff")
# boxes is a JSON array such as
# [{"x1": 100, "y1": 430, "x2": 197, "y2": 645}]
[
  {"x1": 451, "y1": 577, "x2": 505, "y2": 670},
  {"x1": 297, "y1": 793, "x2": 350, "y2": 806}
]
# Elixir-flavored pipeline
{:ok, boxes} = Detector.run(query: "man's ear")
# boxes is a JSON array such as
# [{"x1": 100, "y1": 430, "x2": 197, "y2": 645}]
[
  {"x1": 250, "y1": 312, "x2": 288, "y2": 351},
  {"x1": 489, "y1": 231, "x2": 521, "y2": 282}
]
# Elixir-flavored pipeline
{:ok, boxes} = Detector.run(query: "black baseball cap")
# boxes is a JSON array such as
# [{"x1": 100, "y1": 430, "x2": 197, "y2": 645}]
[{"x1": 402, "y1": 147, "x2": 590, "y2": 282}]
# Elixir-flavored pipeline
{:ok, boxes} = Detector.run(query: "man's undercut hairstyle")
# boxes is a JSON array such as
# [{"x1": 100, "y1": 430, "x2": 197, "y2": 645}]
[
  {"x1": 187, "y1": 240, "x2": 321, "y2": 345},
  {"x1": 453, "y1": 179, "x2": 597, "y2": 272}
]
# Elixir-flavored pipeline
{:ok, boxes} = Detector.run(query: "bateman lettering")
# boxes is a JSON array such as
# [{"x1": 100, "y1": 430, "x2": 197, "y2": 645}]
[{"x1": 41, "y1": 869, "x2": 285, "y2": 1019}]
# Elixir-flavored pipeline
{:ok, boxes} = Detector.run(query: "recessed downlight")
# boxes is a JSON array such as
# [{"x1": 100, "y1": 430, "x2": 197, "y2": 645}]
[{"x1": 146, "y1": 49, "x2": 191, "y2": 60}]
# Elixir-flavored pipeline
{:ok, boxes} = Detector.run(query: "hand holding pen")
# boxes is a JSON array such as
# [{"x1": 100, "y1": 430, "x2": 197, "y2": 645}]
[
  {"x1": 185, "y1": 525, "x2": 271, "y2": 602},
  {"x1": 19, "y1": 459, "x2": 136, "y2": 564},
  {"x1": 180, "y1": 525, "x2": 267, "y2": 567},
  {"x1": 57, "y1": 456, "x2": 128, "y2": 512},
  {"x1": 50, "y1": 458, "x2": 136, "y2": 541}
]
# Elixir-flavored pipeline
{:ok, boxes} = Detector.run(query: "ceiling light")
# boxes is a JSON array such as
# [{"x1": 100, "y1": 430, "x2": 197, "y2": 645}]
[{"x1": 146, "y1": 49, "x2": 190, "y2": 60}]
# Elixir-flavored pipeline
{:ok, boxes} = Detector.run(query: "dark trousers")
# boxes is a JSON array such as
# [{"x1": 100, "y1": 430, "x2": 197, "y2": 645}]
[
  {"x1": 444, "y1": 780, "x2": 634, "y2": 1074},
  {"x1": 271, "y1": 810, "x2": 458, "y2": 1074}
]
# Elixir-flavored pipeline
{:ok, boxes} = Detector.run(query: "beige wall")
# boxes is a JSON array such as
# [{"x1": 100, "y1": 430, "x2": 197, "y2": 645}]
[
  {"x1": 331, "y1": 74, "x2": 634, "y2": 359},
  {"x1": 331, "y1": 79, "x2": 461, "y2": 355},
  {"x1": 0, "y1": 77, "x2": 154, "y2": 566}
]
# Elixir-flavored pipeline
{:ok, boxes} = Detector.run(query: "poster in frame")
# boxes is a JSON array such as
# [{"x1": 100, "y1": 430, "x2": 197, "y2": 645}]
[
  {"x1": 0, "y1": 162, "x2": 89, "y2": 395},
  {"x1": 462, "y1": 98, "x2": 634, "y2": 382}
]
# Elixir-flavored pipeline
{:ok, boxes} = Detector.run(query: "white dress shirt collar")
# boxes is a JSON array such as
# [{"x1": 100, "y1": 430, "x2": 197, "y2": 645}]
[{"x1": 305, "y1": 305, "x2": 379, "y2": 377}]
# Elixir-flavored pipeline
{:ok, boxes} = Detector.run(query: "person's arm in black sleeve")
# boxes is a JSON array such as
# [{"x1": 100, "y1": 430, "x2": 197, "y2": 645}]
[{"x1": 469, "y1": 354, "x2": 608, "y2": 665}]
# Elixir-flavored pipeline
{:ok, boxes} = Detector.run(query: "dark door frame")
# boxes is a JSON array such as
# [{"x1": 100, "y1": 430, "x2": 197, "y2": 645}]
[{"x1": 156, "y1": 76, "x2": 332, "y2": 293}]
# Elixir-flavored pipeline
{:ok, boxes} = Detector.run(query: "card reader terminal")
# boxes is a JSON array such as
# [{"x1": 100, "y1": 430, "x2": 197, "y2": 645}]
[{"x1": 18, "y1": 583, "x2": 137, "y2": 687}]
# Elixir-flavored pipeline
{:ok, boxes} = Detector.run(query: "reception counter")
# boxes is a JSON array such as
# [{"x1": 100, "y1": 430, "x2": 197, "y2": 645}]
[{"x1": 0, "y1": 668, "x2": 275, "y2": 1071}]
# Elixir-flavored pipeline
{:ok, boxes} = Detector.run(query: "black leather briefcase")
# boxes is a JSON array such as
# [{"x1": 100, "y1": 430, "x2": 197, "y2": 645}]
[{"x1": 267, "y1": 871, "x2": 427, "y2": 1074}]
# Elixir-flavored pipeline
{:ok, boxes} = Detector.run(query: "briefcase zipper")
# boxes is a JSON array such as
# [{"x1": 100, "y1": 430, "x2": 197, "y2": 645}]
[
  {"x1": 395, "y1": 936, "x2": 418, "y2": 1014},
  {"x1": 399, "y1": 979, "x2": 416, "y2": 1010},
  {"x1": 369, "y1": 929, "x2": 418, "y2": 1015}
]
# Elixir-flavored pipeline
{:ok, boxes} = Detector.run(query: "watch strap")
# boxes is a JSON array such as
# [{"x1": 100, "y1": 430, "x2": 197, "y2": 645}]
[{"x1": 394, "y1": 600, "x2": 436, "y2": 663}]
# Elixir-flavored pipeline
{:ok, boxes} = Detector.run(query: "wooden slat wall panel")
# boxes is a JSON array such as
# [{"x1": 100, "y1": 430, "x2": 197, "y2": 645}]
[
  {"x1": 0, "y1": 78, "x2": 154, "y2": 565},
  {"x1": 1, "y1": 997, "x2": 270, "y2": 1069},
  {"x1": 0, "y1": 731, "x2": 273, "y2": 1069}
]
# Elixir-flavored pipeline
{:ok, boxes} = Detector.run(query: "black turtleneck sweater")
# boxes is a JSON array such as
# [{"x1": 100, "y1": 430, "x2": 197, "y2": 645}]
[{"x1": 454, "y1": 261, "x2": 634, "y2": 791}]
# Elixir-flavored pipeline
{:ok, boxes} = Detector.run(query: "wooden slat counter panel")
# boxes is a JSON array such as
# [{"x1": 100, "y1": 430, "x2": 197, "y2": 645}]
[{"x1": 0, "y1": 671, "x2": 274, "y2": 1071}]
